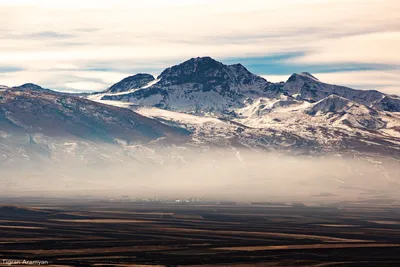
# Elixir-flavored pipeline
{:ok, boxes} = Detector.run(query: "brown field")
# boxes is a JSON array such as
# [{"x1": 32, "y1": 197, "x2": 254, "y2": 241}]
[
  {"x1": 369, "y1": 220, "x2": 400, "y2": 225},
  {"x1": 213, "y1": 243, "x2": 400, "y2": 251},
  {"x1": 50, "y1": 219, "x2": 154, "y2": 223},
  {"x1": 317, "y1": 224, "x2": 360, "y2": 227},
  {"x1": 155, "y1": 227, "x2": 369, "y2": 242},
  {"x1": 0, "y1": 225, "x2": 46, "y2": 229},
  {"x1": 1, "y1": 197, "x2": 400, "y2": 266}
]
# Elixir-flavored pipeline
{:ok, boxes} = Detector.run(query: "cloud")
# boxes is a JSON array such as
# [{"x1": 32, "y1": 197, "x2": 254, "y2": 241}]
[
  {"x1": 289, "y1": 31, "x2": 400, "y2": 65},
  {"x1": 27, "y1": 31, "x2": 75, "y2": 39},
  {"x1": 221, "y1": 55, "x2": 398, "y2": 75},
  {"x1": 0, "y1": 66, "x2": 24, "y2": 73},
  {"x1": 0, "y1": 0, "x2": 398, "y2": 93},
  {"x1": 4, "y1": 31, "x2": 75, "y2": 39},
  {"x1": 0, "y1": 68, "x2": 135, "y2": 92},
  {"x1": 63, "y1": 81, "x2": 106, "y2": 91}
]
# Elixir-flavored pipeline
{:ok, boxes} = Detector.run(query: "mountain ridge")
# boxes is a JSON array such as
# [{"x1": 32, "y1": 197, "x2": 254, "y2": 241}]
[
  {"x1": 0, "y1": 87, "x2": 187, "y2": 142},
  {"x1": 1, "y1": 56, "x2": 399, "y2": 166},
  {"x1": 82, "y1": 56, "x2": 400, "y2": 161},
  {"x1": 99, "y1": 57, "x2": 399, "y2": 113},
  {"x1": 104, "y1": 73, "x2": 155, "y2": 93}
]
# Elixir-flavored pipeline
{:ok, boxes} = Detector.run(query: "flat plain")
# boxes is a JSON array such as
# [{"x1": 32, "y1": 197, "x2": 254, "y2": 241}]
[{"x1": 1, "y1": 197, "x2": 400, "y2": 266}]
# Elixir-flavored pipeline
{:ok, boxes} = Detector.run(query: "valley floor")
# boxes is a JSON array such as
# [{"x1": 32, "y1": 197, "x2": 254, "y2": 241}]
[{"x1": 1, "y1": 198, "x2": 400, "y2": 266}]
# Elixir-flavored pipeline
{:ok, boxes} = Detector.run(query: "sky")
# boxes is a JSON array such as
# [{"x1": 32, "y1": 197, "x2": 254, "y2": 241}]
[{"x1": 0, "y1": 0, "x2": 399, "y2": 94}]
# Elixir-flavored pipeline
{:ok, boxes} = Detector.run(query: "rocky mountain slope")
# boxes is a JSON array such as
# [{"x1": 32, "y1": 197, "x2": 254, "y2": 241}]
[
  {"x1": 104, "y1": 73, "x2": 156, "y2": 93},
  {"x1": 1, "y1": 57, "x2": 400, "y2": 171},
  {"x1": 0, "y1": 86, "x2": 188, "y2": 169},
  {"x1": 0, "y1": 87, "x2": 184, "y2": 142},
  {"x1": 101, "y1": 57, "x2": 274, "y2": 113},
  {"x1": 99, "y1": 57, "x2": 400, "y2": 113},
  {"x1": 86, "y1": 57, "x2": 400, "y2": 160},
  {"x1": 282, "y1": 73, "x2": 400, "y2": 112}
]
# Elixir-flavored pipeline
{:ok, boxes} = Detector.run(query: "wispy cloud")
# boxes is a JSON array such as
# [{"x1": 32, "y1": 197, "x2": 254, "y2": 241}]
[
  {"x1": 8, "y1": 31, "x2": 75, "y2": 39},
  {"x1": 0, "y1": 66, "x2": 24, "y2": 73}
]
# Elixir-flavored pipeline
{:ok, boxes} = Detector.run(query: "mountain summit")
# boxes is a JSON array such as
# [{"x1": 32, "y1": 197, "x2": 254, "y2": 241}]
[
  {"x1": 102, "y1": 56, "x2": 271, "y2": 112},
  {"x1": 12, "y1": 83, "x2": 58, "y2": 93},
  {"x1": 156, "y1": 56, "x2": 269, "y2": 94},
  {"x1": 104, "y1": 73, "x2": 155, "y2": 93},
  {"x1": 101, "y1": 57, "x2": 400, "y2": 113}
]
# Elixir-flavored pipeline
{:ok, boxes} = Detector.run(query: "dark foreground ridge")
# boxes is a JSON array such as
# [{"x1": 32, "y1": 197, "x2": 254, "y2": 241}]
[{"x1": 1, "y1": 198, "x2": 400, "y2": 266}]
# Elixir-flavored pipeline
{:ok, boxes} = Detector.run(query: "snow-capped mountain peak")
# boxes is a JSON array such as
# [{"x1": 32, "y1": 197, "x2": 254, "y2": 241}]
[
  {"x1": 11, "y1": 83, "x2": 61, "y2": 94},
  {"x1": 283, "y1": 73, "x2": 400, "y2": 112},
  {"x1": 156, "y1": 56, "x2": 267, "y2": 93},
  {"x1": 105, "y1": 73, "x2": 155, "y2": 93},
  {"x1": 101, "y1": 56, "x2": 271, "y2": 113},
  {"x1": 298, "y1": 72, "x2": 319, "y2": 81},
  {"x1": 98, "y1": 57, "x2": 400, "y2": 116},
  {"x1": 13, "y1": 83, "x2": 45, "y2": 91}
]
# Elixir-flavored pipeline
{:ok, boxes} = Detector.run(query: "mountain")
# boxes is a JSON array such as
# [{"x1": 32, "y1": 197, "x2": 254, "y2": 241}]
[
  {"x1": 100, "y1": 57, "x2": 400, "y2": 114},
  {"x1": 1, "y1": 57, "x2": 399, "y2": 199},
  {"x1": 2, "y1": 57, "x2": 400, "y2": 170},
  {"x1": 282, "y1": 73, "x2": 400, "y2": 112},
  {"x1": 372, "y1": 95, "x2": 400, "y2": 112},
  {"x1": 156, "y1": 57, "x2": 268, "y2": 94},
  {"x1": 104, "y1": 73, "x2": 155, "y2": 93},
  {"x1": 102, "y1": 57, "x2": 272, "y2": 113},
  {"x1": 12, "y1": 83, "x2": 61, "y2": 94},
  {"x1": 0, "y1": 87, "x2": 189, "y2": 168},
  {"x1": 87, "y1": 57, "x2": 400, "y2": 160},
  {"x1": 306, "y1": 95, "x2": 361, "y2": 115},
  {"x1": 0, "y1": 87, "x2": 186, "y2": 142},
  {"x1": 305, "y1": 95, "x2": 386, "y2": 131}
]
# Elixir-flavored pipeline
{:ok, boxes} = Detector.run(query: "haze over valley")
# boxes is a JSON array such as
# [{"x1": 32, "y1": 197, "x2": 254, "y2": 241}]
[{"x1": 1, "y1": 57, "x2": 399, "y2": 203}]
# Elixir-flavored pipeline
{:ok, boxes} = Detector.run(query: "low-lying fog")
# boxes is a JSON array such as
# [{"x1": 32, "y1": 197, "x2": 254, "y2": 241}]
[{"x1": 1, "y1": 148, "x2": 399, "y2": 203}]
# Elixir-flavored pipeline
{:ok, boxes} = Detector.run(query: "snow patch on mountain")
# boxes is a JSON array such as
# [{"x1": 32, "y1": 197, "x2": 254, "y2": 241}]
[
  {"x1": 306, "y1": 95, "x2": 356, "y2": 115},
  {"x1": 136, "y1": 107, "x2": 225, "y2": 126},
  {"x1": 305, "y1": 95, "x2": 388, "y2": 131}
]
